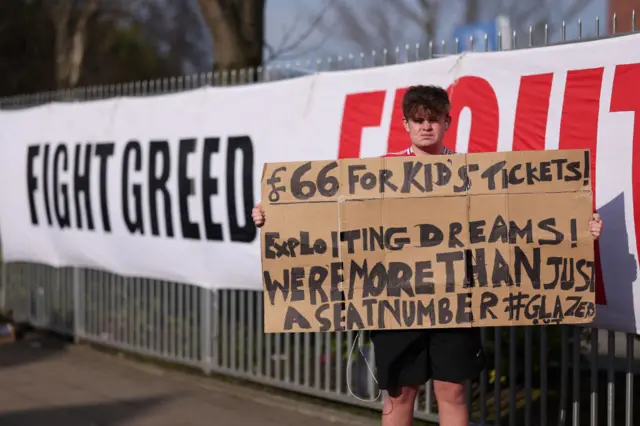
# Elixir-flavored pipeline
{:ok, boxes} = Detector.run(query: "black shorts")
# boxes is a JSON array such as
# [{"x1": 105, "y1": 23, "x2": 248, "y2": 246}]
[{"x1": 370, "y1": 327, "x2": 486, "y2": 393}]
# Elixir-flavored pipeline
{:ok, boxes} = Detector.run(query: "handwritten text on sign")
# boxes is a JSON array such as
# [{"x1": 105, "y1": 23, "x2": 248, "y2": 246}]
[{"x1": 260, "y1": 150, "x2": 595, "y2": 333}]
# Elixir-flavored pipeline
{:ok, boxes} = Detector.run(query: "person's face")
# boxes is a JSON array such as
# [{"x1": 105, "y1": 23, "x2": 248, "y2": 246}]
[{"x1": 403, "y1": 107, "x2": 449, "y2": 150}]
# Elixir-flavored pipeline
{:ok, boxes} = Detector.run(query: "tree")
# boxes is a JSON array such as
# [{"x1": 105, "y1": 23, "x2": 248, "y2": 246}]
[
  {"x1": 0, "y1": 0, "x2": 200, "y2": 98},
  {"x1": 197, "y1": 0, "x2": 336, "y2": 72},
  {"x1": 80, "y1": 16, "x2": 183, "y2": 86},
  {"x1": 197, "y1": 0, "x2": 265, "y2": 71},
  {"x1": 0, "y1": 0, "x2": 55, "y2": 96},
  {"x1": 263, "y1": 1, "x2": 336, "y2": 63},
  {"x1": 493, "y1": 0, "x2": 595, "y2": 45},
  {"x1": 132, "y1": 0, "x2": 211, "y2": 74},
  {"x1": 46, "y1": 0, "x2": 100, "y2": 89},
  {"x1": 323, "y1": 0, "x2": 439, "y2": 55},
  {"x1": 43, "y1": 0, "x2": 208, "y2": 90}
]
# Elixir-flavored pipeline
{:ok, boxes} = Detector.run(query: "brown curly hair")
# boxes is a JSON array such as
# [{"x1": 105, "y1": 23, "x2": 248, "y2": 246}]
[{"x1": 402, "y1": 85, "x2": 451, "y2": 121}]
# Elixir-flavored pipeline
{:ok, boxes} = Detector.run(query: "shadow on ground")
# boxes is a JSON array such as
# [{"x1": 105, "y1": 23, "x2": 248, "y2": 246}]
[
  {"x1": 0, "y1": 329, "x2": 70, "y2": 370},
  {"x1": 0, "y1": 396, "x2": 170, "y2": 426}
]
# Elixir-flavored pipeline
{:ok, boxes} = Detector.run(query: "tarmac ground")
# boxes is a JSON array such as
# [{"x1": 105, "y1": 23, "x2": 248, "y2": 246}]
[{"x1": 0, "y1": 330, "x2": 382, "y2": 426}]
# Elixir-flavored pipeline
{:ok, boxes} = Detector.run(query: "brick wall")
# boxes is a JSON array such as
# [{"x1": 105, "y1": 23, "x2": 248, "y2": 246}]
[{"x1": 608, "y1": 0, "x2": 640, "y2": 32}]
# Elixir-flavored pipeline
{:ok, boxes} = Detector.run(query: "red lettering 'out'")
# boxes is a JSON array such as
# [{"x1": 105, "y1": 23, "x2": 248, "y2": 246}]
[
  {"x1": 610, "y1": 63, "x2": 640, "y2": 306},
  {"x1": 558, "y1": 67, "x2": 606, "y2": 305},
  {"x1": 338, "y1": 91, "x2": 386, "y2": 159},
  {"x1": 512, "y1": 73, "x2": 554, "y2": 151},
  {"x1": 444, "y1": 76, "x2": 500, "y2": 153}
]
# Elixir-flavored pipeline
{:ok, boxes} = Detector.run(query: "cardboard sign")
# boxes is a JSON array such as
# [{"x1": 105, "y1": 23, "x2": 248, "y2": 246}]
[{"x1": 260, "y1": 149, "x2": 595, "y2": 333}]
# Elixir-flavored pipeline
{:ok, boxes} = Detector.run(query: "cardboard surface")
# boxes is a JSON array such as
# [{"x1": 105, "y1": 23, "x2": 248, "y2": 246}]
[{"x1": 260, "y1": 149, "x2": 595, "y2": 333}]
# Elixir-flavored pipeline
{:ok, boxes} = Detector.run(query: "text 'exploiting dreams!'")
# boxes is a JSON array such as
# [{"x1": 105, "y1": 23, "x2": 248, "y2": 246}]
[{"x1": 259, "y1": 149, "x2": 596, "y2": 334}]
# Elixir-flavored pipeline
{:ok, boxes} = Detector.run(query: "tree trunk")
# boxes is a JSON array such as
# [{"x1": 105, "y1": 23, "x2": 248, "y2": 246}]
[
  {"x1": 50, "y1": 0, "x2": 99, "y2": 89},
  {"x1": 198, "y1": 0, "x2": 265, "y2": 71},
  {"x1": 465, "y1": 0, "x2": 478, "y2": 24}
]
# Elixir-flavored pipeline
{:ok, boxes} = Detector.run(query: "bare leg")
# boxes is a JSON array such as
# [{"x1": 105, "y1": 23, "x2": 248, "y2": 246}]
[
  {"x1": 433, "y1": 380, "x2": 468, "y2": 426},
  {"x1": 381, "y1": 385, "x2": 419, "y2": 426}
]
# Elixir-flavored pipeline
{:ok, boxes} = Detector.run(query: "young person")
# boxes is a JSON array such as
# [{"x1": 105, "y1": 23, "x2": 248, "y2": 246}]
[{"x1": 251, "y1": 85, "x2": 604, "y2": 426}]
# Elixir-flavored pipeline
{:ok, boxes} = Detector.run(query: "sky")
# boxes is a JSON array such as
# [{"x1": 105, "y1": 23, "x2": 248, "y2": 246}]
[{"x1": 263, "y1": 0, "x2": 608, "y2": 67}]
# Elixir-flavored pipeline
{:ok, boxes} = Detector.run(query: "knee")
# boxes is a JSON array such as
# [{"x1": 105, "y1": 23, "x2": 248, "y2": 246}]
[
  {"x1": 385, "y1": 385, "x2": 418, "y2": 407},
  {"x1": 434, "y1": 381, "x2": 466, "y2": 406}
]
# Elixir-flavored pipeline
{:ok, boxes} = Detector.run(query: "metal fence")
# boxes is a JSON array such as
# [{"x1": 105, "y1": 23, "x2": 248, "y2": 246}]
[{"x1": 1, "y1": 14, "x2": 640, "y2": 426}]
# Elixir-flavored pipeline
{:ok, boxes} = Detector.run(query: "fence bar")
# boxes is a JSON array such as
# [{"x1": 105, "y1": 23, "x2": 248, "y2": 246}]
[
  {"x1": 239, "y1": 290, "x2": 246, "y2": 372},
  {"x1": 572, "y1": 326, "x2": 581, "y2": 426},
  {"x1": 230, "y1": 290, "x2": 237, "y2": 371},
  {"x1": 222, "y1": 290, "x2": 229, "y2": 368},
  {"x1": 0, "y1": 249, "x2": 6, "y2": 311},
  {"x1": 294, "y1": 332, "x2": 301, "y2": 385},
  {"x1": 509, "y1": 327, "x2": 516, "y2": 426},
  {"x1": 494, "y1": 327, "x2": 502, "y2": 426},
  {"x1": 202, "y1": 288, "x2": 212, "y2": 372},
  {"x1": 607, "y1": 331, "x2": 615, "y2": 426},
  {"x1": 256, "y1": 291, "x2": 263, "y2": 376},
  {"x1": 625, "y1": 334, "x2": 634, "y2": 426},
  {"x1": 479, "y1": 327, "x2": 488, "y2": 425},
  {"x1": 248, "y1": 290, "x2": 255, "y2": 373},
  {"x1": 559, "y1": 326, "x2": 569, "y2": 426},
  {"x1": 540, "y1": 327, "x2": 548, "y2": 426},
  {"x1": 590, "y1": 328, "x2": 598, "y2": 426},
  {"x1": 524, "y1": 327, "x2": 532, "y2": 426},
  {"x1": 72, "y1": 267, "x2": 83, "y2": 342}
]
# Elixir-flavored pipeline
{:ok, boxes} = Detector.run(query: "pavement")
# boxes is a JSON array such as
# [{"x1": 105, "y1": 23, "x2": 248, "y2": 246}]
[{"x1": 0, "y1": 331, "x2": 379, "y2": 426}]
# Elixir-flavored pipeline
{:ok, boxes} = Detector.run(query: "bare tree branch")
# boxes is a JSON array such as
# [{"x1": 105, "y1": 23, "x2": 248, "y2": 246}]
[
  {"x1": 507, "y1": 0, "x2": 591, "y2": 46},
  {"x1": 325, "y1": 1, "x2": 392, "y2": 52},
  {"x1": 387, "y1": 0, "x2": 436, "y2": 39},
  {"x1": 323, "y1": 0, "x2": 438, "y2": 54},
  {"x1": 264, "y1": 0, "x2": 337, "y2": 63},
  {"x1": 388, "y1": 0, "x2": 439, "y2": 44}
]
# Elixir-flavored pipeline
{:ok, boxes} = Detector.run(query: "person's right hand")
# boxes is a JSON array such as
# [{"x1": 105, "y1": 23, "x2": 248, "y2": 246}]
[{"x1": 252, "y1": 203, "x2": 266, "y2": 228}]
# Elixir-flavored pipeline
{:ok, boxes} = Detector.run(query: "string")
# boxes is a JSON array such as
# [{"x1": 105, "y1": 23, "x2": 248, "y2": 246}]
[
  {"x1": 336, "y1": 194, "x2": 381, "y2": 402},
  {"x1": 346, "y1": 330, "x2": 381, "y2": 402}
]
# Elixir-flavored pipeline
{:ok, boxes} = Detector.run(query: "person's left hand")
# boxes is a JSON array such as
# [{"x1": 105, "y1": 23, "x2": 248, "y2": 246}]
[{"x1": 589, "y1": 213, "x2": 603, "y2": 240}]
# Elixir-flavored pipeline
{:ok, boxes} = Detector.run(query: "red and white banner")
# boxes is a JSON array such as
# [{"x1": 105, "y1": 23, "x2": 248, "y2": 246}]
[{"x1": 1, "y1": 33, "x2": 640, "y2": 333}]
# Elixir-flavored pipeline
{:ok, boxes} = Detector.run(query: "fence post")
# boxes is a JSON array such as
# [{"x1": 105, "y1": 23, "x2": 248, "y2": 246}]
[
  {"x1": 0, "y1": 250, "x2": 5, "y2": 312},
  {"x1": 0, "y1": 226, "x2": 6, "y2": 313},
  {"x1": 201, "y1": 288, "x2": 213, "y2": 373},
  {"x1": 72, "y1": 267, "x2": 83, "y2": 343}
]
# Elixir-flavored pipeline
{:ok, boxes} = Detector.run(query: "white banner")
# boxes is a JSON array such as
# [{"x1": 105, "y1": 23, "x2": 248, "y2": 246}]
[
  {"x1": 0, "y1": 78, "x2": 315, "y2": 289},
  {"x1": 2, "y1": 34, "x2": 640, "y2": 333}
]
